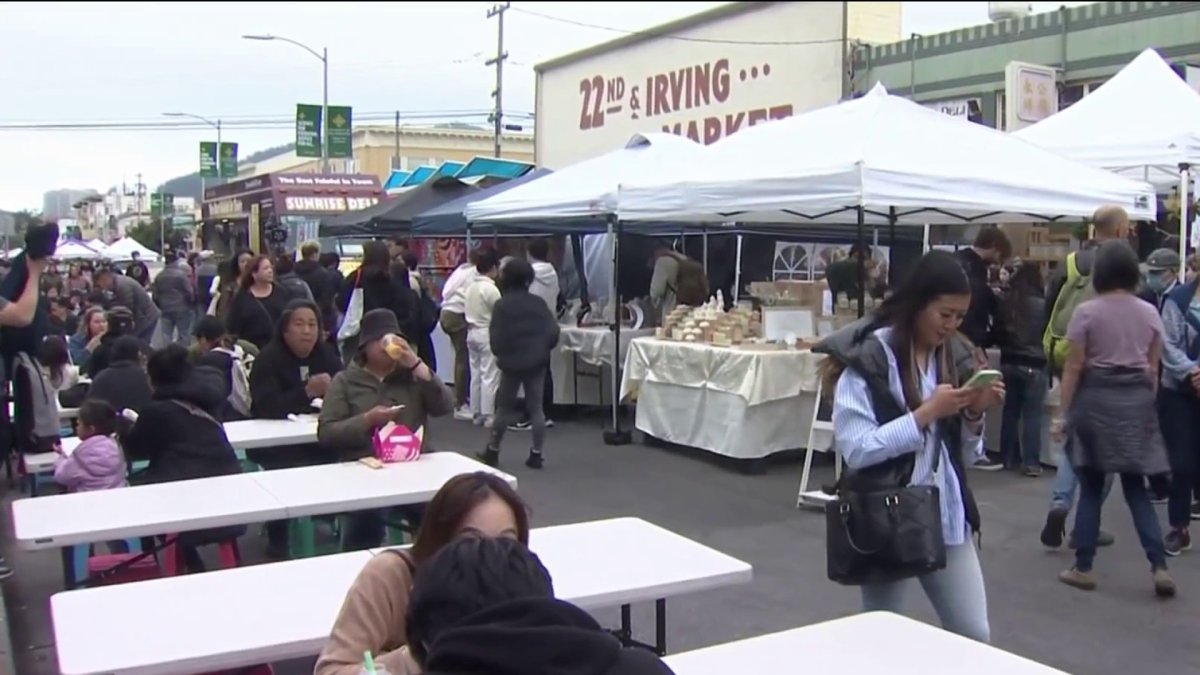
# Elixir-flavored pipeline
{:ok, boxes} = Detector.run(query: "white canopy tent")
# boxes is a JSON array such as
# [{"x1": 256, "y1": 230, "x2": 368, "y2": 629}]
[
  {"x1": 84, "y1": 238, "x2": 108, "y2": 254},
  {"x1": 618, "y1": 83, "x2": 1157, "y2": 226},
  {"x1": 464, "y1": 132, "x2": 706, "y2": 225},
  {"x1": 1014, "y1": 48, "x2": 1200, "y2": 188},
  {"x1": 55, "y1": 241, "x2": 102, "y2": 260},
  {"x1": 103, "y1": 237, "x2": 159, "y2": 262},
  {"x1": 1015, "y1": 48, "x2": 1200, "y2": 274}
]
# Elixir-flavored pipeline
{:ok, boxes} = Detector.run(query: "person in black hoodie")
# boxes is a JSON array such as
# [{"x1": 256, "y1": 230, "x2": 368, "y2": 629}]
[
  {"x1": 953, "y1": 226, "x2": 1011, "y2": 472},
  {"x1": 998, "y1": 262, "x2": 1049, "y2": 476},
  {"x1": 407, "y1": 536, "x2": 674, "y2": 675},
  {"x1": 121, "y1": 343, "x2": 246, "y2": 572},
  {"x1": 248, "y1": 298, "x2": 342, "y2": 559},
  {"x1": 477, "y1": 259, "x2": 560, "y2": 470},
  {"x1": 84, "y1": 336, "x2": 153, "y2": 415}
]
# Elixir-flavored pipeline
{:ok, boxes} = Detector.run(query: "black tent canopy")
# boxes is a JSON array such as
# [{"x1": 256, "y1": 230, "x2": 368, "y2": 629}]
[{"x1": 320, "y1": 176, "x2": 480, "y2": 237}]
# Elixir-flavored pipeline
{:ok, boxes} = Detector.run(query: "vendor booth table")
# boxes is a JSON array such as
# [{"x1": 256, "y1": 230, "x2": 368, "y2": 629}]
[
  {"x1": 553, "y1": 325, "x2": 655, "y2": 406},
  {"x1": 620, "y1": 337, "x2": 823, "y2": 461}
]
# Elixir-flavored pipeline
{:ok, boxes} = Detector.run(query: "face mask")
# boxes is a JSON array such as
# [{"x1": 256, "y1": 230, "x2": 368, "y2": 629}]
[{"x1": 1146, "y1": 272, "x2": 1169, "y2": 293}]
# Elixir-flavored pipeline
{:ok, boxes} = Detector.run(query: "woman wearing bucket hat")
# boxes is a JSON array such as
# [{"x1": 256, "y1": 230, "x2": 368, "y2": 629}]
[{"x1": 318, "y1": 308, "x2": 454, "y2": 550}]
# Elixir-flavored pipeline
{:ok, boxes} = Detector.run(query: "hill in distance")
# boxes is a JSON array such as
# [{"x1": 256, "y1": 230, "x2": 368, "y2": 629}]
[{"x1": 156, "y1": 142, "x2": 295, "y2": 198}]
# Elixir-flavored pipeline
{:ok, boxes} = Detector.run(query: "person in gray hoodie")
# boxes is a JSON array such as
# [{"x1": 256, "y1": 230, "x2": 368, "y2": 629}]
[
  {"x1": 95, "y1": 266, "x2": 161, "y2": 343},
  {"x1": 152, "y1": 252, "x2": 196, "y2": 345}
]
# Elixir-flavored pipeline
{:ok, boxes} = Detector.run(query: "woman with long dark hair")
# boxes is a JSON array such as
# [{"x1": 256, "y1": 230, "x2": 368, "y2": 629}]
[
  {"x1": 1055, "y1": 240, "x2": 1175, "y2": 597},
  {"x1": 315, "y1": 472, "x2": 528, "y2": 675},
  {"x1": 337, "y1": 240, "x2": 420, "y2": 361},
  {"x1": 226, "y1": 254, "x2": 291, "y2": 349},
  {"x1": 998, "y1": 262, "x2": 1049, "y2": 475},
  {"x1": 815, "y1": 250, "x2": 1003, "y2": 642}
]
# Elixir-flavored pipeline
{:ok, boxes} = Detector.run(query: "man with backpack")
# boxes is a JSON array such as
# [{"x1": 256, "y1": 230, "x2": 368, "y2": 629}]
[
  {"x1": 1040, "y1": 205, "x2": 1129, "y2": 550},
  {"x1": 649, "y1": 244, "x2": 708, "y2": 313}
]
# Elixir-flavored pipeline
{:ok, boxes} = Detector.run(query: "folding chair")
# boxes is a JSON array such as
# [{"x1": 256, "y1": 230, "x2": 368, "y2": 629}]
[{"x1": 796, "y1": 379, "x2": 842, "y2": 510}]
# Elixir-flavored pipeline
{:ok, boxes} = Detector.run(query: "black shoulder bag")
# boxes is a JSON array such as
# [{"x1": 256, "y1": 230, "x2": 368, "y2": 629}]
[{"x1": 825, "y1": 373, "x2": 947, "y2": 586}]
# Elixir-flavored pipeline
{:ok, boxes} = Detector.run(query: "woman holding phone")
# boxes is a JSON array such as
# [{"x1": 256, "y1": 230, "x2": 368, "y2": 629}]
[
  {"x1": 815, "y1": 250, "x2": 1004, "y2": 642},
  {"x1": 318, "y1": 308, "x2": 454, "y2": 551}
]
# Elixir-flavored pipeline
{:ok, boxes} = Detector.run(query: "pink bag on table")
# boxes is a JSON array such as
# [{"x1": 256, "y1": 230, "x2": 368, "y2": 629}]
[{"x1": 373, "y1": 422, "x2": 423, "y2": 463}]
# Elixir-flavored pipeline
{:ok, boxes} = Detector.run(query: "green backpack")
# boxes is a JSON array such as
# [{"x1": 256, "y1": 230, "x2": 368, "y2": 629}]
[{"x1": 1043, "y1": 251, "x2": 1095, "y2": 375}]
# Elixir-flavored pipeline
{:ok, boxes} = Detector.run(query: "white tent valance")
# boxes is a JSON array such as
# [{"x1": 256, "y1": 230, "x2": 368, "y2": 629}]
[
  {"x1": 465, "y1": 132, "x2": 705, "y2": 223},
  {"x1": 103, "y1": 237, "x2": 159, "y2": 262},
  {"x1": 1014, "y1": 48, "x2": 1200, "y2": 187},
  {"x1": 618, "y1": 84, "x2": 1157, "y2": 225},
  {"x1": 55, "y1": 241, "x2": 102, "y2": 260}
]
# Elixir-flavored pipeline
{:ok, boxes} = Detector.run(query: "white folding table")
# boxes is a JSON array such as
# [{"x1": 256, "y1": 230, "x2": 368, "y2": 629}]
[
  {"x1": 52, "y1": 517, "x2": 753, "y2": 675},
  {"x1": 21, "y1": 417, "x2": 319, "y2": 474},
  {"x1": 12, "y1": 473, "x2": 282, "y2": 549},
  {"x1": 12, "y1": 453, "x2": 511, "y2": 551},
  {"x1": 663, "y1": 612, "x2": 1069, "y2": 674},
  {"x1": 249, "y1": 452, "x2": 514, "y2": 518}
]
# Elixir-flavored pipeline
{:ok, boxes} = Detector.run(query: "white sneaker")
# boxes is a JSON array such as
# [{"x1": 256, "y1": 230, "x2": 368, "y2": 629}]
[
  {"x1": 454, "y1": 406, "x2": 473, "y2": 421},
  {"x1": 483, "y1": 416, "x2": 495, "y2": 429}
]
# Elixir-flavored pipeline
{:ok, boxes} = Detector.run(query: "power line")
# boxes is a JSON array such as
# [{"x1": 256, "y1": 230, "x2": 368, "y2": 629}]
[
  {"x1": 509, "y1": 5, "x2": 847, "y2": 46},
  {"x1": 0, "y1": 110, "x2": 536, "y2": 132}
]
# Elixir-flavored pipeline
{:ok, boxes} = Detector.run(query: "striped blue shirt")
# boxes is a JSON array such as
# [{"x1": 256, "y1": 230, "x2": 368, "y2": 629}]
[{"x1": 832, "y1": 327, "x2": 983, "y2": 546}]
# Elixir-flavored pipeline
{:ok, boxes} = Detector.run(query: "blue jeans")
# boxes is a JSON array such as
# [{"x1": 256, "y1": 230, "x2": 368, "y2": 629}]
[
  {"x1": 1158, "y1": 387, "x2": 1200, "y2": 527},
  {"x1": 999, "y1": 365, "x2": 1047, "y2": 469},
  {"x1": 1050, "y1": 449, "x2": 1113, "y2": 511},
  {"x1": 159, "y1": 311, "x2": 193, "y2": 345},
  {"x1": 861, "y1": 541, "x2": 990, "y2": 643},
  {"x1": 1074, "y1": 468, "x2": 1167, "y2": 572}
]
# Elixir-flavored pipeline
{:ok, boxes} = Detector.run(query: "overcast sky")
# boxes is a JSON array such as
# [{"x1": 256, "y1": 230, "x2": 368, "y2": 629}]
[{"x1": 0, "y1": 1, "x2": 1085, "y2": 211}]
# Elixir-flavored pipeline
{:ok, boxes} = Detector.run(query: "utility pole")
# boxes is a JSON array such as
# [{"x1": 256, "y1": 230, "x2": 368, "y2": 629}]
[
  {"x1": 394, "y1": 110, "x2": 401, "y2": 168},
  {"x1": 486, "y1": 2, "x2": 510, "y2": 159}
]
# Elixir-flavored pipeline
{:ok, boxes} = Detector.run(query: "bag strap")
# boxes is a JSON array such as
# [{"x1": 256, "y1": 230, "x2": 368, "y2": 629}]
[{"x1": 168, "y1": 399, "x2": 222, "y2": 427}]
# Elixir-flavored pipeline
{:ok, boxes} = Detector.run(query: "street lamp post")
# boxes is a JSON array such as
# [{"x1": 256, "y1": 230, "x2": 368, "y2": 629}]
[
  {"x1": 243, "y1": 34, "x2": 329, "y2": 173},
  {"x1": 163, "y1": 112, "x2": 222, "y2": 254}
]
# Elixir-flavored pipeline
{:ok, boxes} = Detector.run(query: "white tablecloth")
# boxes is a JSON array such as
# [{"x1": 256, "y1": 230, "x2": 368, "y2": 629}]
[
  {"x1": 620, "y1": 338, "x2": 824, "y2": 460},
  {"x1": 551, "y1": 326, "x2": 655, "y2": 406}
]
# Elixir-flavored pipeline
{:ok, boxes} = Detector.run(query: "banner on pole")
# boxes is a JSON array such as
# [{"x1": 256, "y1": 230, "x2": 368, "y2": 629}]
[
  {"x1": 326, "y1": 105, "x2": 353, "y2": 158},
  {"x1": 219, "y1": 142, "x2": 238, "y2": 177},
  {"x1": 296, "y1": 104, "x2": 322, "y2": 158},
  {"x1": 199, "y1": 142, "x2": 218, "y2": 177}
]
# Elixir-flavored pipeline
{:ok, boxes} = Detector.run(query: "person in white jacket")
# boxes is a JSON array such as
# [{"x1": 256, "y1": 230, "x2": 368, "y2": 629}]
[
  {"x1": 440, "y1": 254, "x2": 481, "y2": 420},
  {"x1": 464, "y1": 250, "x2": 502, "y2": 427}
]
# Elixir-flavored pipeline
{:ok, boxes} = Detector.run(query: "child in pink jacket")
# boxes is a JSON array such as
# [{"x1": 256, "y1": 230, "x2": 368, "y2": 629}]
[{"x1": 54, "y1": 400, "x2": 126, "y2": 492}]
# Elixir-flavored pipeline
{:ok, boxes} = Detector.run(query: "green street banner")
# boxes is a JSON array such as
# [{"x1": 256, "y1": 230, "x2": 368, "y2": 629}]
[
  {"x1": 296, "y1": 104, "x2": 322, "y2": 157},
  {"x1": 326, "y1": 105, "x2": 353, "y2": 158},
  {"x1": 150, "y1": 192, "x2": 175, "y2": 217},
  {"x1": 219, "y1": 142, "x2": 238, "y2": 177},
  {"x1": 199, "y1": 142, "x2": 218, "y2": 177}
]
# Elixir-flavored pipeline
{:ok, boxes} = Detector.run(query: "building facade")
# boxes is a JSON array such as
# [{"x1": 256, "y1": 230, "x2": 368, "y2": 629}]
[
  {"x1": 43, "y1": 188, "x2": 98, "y2": 222},
  {"x1": 235, "y1": 126, "x2": 534, "y2": 183},
  {"x1": 852, "y1": 1, "x2": 1200, "y2": 129},
  {"x1": 533, "y1": 1, "x2": 903, "y2": 168}
]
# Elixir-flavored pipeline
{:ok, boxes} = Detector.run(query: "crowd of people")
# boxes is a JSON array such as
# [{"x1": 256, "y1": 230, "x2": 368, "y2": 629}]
[{"x1": 818, "y1": 205, "x2": 1197, "y2": 648}]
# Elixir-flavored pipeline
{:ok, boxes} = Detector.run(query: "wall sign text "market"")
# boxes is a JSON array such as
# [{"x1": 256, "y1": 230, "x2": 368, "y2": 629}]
[
  {"x1": 577, "y1": 58, "x2": 795, "y2": 144},
  {"x1": 284, "y1": 196, "x2": 378, "y2": 212}
]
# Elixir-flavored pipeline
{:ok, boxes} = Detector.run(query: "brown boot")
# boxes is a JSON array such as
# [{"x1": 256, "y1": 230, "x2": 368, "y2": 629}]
[
  {"x1": 1152, "y1": 568, "x2": 1177, "y2": 598},
  {"x1": 1058, "y1": 567, "x2": 1097, "y2": 591}
]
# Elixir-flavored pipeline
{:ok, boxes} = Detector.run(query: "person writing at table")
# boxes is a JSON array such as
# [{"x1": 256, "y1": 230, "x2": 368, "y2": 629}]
[
  {"x1": 318, "y1": 308, "x2": 454, "y2": 551},
  {"x1": 316, "y1": 472, "x2": 530, "y2": 675},
  {"x1": 249, "y1": 298, "x2": 343, "y2": 560},
  {"x1": 815, "y1": 250, "x2": 1003, "y2": 643}
]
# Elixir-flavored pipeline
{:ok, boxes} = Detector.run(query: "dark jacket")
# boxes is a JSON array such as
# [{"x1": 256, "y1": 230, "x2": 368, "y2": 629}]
[
  {"x1": 278, "y1": 272, "x2": 314, "y2": 303},
  {"x1": 110, "y1": 273, "x2": 160, "y2": 335},
  {"x1": 248, "y1": 337, "x2": 342, "y2": 468},
  {"x1": 814, "y1": 318, "x2": 981, "y2": 534},
  {"x1": 152, "y1": 263, "x2": 195, "y2": 315},
  {"x1": 318, "y1": 360, "x2": 453, "y2": 461},
  {"x1": 122, "y1": 375, "x2": 243, "y2": 485},
  {"x1": 85, "y1": 359, "x2": 153, "y2": 414},
  {"x1": 296, "y1": 259, "x2": 337, "y2": 329},
  {"x1": 421, "y1": 597, "x2": 675, "y2": 675},
  {"x1": 999, "y1": 291, "x2": 1047, "y2": 368},
  {"x1": 225, "y1": 284, "x2": 293, "y2": 349},
  {"x1": 490, "y1": 287, "x2": 561, "y2": 374},
  {"x1": 954, "y1": 248, "x2": 1001, "y2": 349},
  {"x1": 339, "y1": 268, "x2": 421, "y2": 345}
]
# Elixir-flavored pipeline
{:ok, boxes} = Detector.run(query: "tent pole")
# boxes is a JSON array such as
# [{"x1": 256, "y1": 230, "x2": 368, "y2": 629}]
[
  {"x1": 922, "y1": 223, "x2": 930, "y2": 253},
  {"x1": 1180, "y1": 163, "x2": 1191, "y2": 279},
  {"x1": 702, "y1": 227, "x2": 709, "y2": 276},
  {"x1": 888, "y1": 206, "x2": 897, "y2": 288},
  {"x1": 856, "y1": 206, "x2": 866, "y2": 319},
  {"x1": 603, "y1": 216, "x2": 631, "y2": 446},
  {"x1": 733, "y1": 234, "x2": 744, "y2": 304}
]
